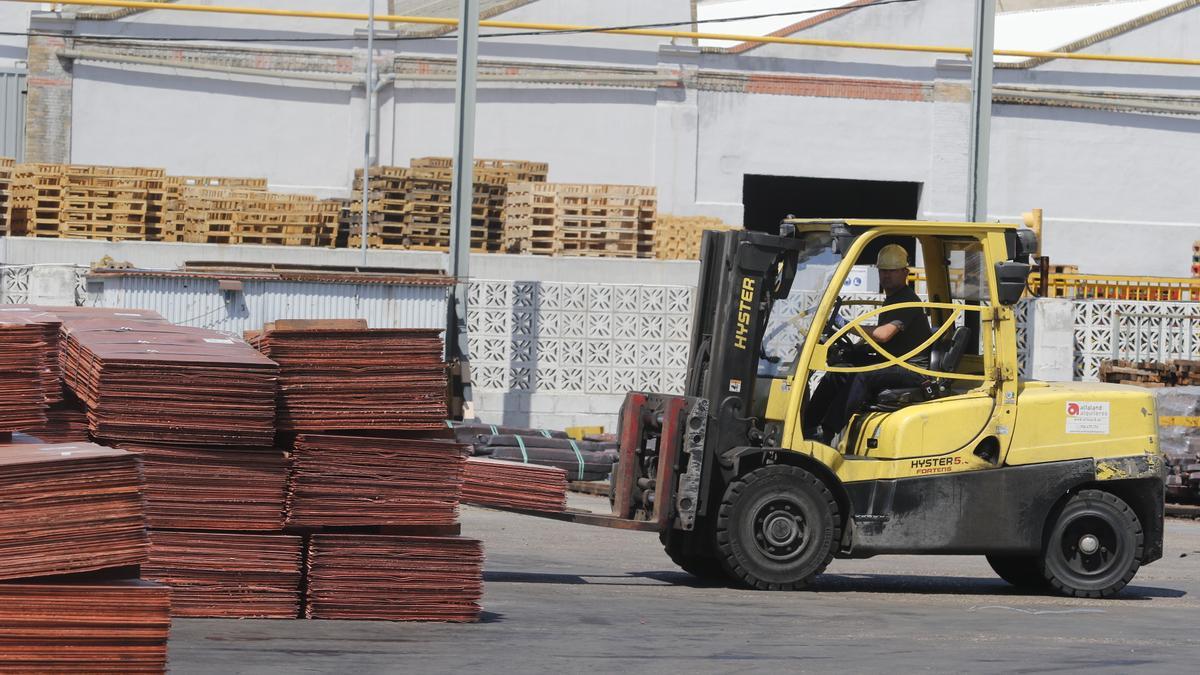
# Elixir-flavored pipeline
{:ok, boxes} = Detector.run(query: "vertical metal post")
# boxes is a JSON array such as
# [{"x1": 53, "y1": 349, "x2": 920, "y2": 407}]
[
  {"x1": 966, "y1": 0, "x2": 996, "y2": 222},
  {"x1": 360, "y1": 0, "x2": 377, "y2": 266},
  {"x1": 447, "y1": 0, "x2": 479, "y2": 413}
]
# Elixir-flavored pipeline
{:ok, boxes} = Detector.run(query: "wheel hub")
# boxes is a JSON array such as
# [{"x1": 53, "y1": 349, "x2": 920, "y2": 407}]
[
  {"x1": 1078, "y1": 534, "x2": 1101, "y2": 555},
  {"x1": 1060, "y1": 515, "x2": 1119, "y2": 576},
  {"x1": 764, "y1": 513, "x2": 798, "y2": 547},
  {"x1": 753, "y1": 498, "x2": 808, "y2": 562}
]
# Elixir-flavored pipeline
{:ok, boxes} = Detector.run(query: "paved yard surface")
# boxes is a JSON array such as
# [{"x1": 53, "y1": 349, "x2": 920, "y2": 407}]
[{"x1": 169, "y1": 495, "x2": 1200, "y2": 674}]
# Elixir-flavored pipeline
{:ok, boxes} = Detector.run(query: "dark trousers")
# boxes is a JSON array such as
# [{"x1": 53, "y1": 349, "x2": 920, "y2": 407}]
[{"x1": 805, "y1": 365, "x2": 925, "y2": 441}]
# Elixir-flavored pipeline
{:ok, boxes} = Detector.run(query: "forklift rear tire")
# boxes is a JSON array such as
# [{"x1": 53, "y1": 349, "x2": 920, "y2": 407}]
[
  {"x1": 715, "y1": 465, "x2": 840, "y2": 591},
  {"x1": 985, "y1": 555, "x2": 1049, "y2": 590},
  {"x1": 1041, "y1": 489, "x2": 1143, "y2": 599}
]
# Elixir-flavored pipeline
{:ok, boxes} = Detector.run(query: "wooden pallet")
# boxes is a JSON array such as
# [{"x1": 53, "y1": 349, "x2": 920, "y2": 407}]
[
  {"x1": 0, "y1": 157, "x2": 13, "y2": 235},
  {"x1": 502, "y1": 182, "x2": 656, "y2": 257},
  {"x1": 653, "y1": 214, "x2": 739, "y2": 260},
  {"x1": 175, "y1": 187, "x2": 335, "y2": 247}
]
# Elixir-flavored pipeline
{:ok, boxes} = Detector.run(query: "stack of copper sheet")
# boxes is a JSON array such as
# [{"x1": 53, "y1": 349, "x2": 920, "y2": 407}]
[
  {"x1": 59, "y1": 319, "x2": 278, "y2": 445},
  {"x1": 0, "y1": 316, "x2": 52, "y2": 431},
  {"x1": 144, "y1": 530, "x2": 302, "y2": 618},
  {"x1": 0, "y1": 308, "x2": 63, "y2": 403},
  {"x1": 287, "y1": 435, "x2": 467, "y2": 528},
  {"x1": 121, "y1": 444, "x2": 287, "y2": 531},
  {"x1": 463, "y1": 457, "x2": 568, "y2": 512},
  {"x1": 0, "y1": 579, "x2": 170, "y2": 673},
  {"x1": 247, "y1": 321, "x2": 447, "y2": 431},
  {"x1": 0, "y1": 443, "x2": 148, "y2": 580},
  {"x1": 27, "y1": 396, "x2": 91, "y2": 443},
  {"x1": 4, "y1": 305, "x2": 168, "y2": 324},
  {"x1": 306, "y1": 534, "x2": 482, "y2": 622}
]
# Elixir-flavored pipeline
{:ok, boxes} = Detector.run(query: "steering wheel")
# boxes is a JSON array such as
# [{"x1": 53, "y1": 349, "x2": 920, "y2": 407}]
[{"x1": 822, "y1": 297, "x2": 859, "y2": 357}]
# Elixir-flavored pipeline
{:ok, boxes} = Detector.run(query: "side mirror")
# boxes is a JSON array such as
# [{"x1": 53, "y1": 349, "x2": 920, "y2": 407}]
[{"x1": 995, "y1": 261, "x2": 1031, "y2": 305}]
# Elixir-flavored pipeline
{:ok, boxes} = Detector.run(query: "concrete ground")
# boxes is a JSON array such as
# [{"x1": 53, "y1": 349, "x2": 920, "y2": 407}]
[{"x1": 169, "y1": 495, "x2": 1200, "y2": 674}]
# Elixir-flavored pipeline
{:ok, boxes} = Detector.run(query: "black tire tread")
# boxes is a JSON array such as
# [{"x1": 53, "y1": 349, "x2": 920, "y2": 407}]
[
  {"x1": 662, "y1": 541, "x2": 729, "y2": 583},
  {"x1": 1044, "y1": 489, "x2": 1143, "y2": 599},
  {"x1": 986, "y1": 554, "x2": 1049, "y2": 589},
  {"x1": 714, "y1": 465, "x2": 841, "y2": 591}
]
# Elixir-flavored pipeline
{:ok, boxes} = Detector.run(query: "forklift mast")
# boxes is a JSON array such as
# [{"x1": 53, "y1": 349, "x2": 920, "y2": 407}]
[{"x1": 614, "y1": 228, "x2": 807, "y2": 531}]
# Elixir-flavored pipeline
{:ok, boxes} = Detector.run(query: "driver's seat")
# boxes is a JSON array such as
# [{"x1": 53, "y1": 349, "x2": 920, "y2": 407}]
[{"x1": 871, "y1": 326, "x2": 971, "y2": 411}]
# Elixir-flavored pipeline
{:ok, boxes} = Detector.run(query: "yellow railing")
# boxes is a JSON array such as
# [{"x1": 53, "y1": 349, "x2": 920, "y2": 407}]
[
  {"x1": 1030, "y1": 273, "x2": 1200, "y2": 302},
  {"x1": 9, "y1": 0, "x2": 1200, "y2": 68},
  {"x1": 908, "y1": 269, "x2": 1200, "y2": 302}
]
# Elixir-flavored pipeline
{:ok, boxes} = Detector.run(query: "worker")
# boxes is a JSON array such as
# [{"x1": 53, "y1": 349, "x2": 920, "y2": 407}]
[{"x1": 804, "y1": 244, "x2": 934, "y2": 443}]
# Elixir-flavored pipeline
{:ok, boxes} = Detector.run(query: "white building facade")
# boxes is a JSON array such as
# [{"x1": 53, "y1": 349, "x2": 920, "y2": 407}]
[{"x1": 6, "y1": 0, "x2": 1200, "y2": 276}]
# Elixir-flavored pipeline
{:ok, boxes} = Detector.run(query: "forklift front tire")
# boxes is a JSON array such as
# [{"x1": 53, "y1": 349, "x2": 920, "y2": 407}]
[
  {"x1": 985, "y1": 554, "x2": 1049, "y2": 590},
  {"x1": 661, "y1": 530, "x2": 729, "y2": 584},
  {"x1": 715, "y1": 465, "x2": 840, "y2": 591}
]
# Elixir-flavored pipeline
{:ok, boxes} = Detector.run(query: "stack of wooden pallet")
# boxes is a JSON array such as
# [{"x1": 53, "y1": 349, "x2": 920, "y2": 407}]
[
  {"x1": 159, "y1": 175, "x2": 268, "y2": 242},
  {"x1": 58, "y1": 164, "x2": 166, "y2": 241},
  {"x1": 6, "y1": 163, "x2": 64, "y2": 237},
  {"x1": 347, "y1": 166, "x2": 411, "y2": 249},
  {"x1": 4, "y1": 163, "x2": 167, "y2": 241},
  {"x1": 412, "y1": 157, "x2": 548, "y2": 248},
  {"x1": 503, "y1": 182, "x2": 656, "y2": 258},
  {"x1": 412, "y1": 157, "x2": 548, "y2": 184},
  {"x1": 1173, "y1": 360, "x2": 1200, "y2": 385},
  {"x1": 348, "y1": 166, "x2": 493, "y2": 251},
  {"x1": 0, "y1": 157, "x2": 13, "y2": 234},
  {"x1": 1104, "y1": 357, "x2": 1171, "y2": 384},
  {"x1": 177, "y1": 187, "x2": 337, "y2": 247},
  {"x1": 653, "y1": 214, "x2": 739, "y2": 260}
]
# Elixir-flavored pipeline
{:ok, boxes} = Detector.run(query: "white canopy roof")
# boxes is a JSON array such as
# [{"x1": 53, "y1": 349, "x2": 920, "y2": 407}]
[{"x1": 695, "y1": 0, "x2": 1186, "y2": 57}]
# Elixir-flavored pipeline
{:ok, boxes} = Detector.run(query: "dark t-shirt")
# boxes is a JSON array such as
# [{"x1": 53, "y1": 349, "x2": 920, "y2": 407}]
[{"x1": 877, "y1": 286, "x2": 933, "y2": 368}]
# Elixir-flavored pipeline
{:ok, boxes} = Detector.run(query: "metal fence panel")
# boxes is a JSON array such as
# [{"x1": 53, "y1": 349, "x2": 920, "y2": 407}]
[
  {"x1": 87, "y1": 274, "x2": 448, "y2": 336},
  {"x1": 0, "y1": 67, "x2": 26, "y2": 161}
]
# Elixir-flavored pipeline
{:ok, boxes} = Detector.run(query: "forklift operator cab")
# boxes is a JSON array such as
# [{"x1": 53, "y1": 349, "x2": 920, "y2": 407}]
[{"x1": 774, "y1": 225, "x2": 997, "y2": 456}]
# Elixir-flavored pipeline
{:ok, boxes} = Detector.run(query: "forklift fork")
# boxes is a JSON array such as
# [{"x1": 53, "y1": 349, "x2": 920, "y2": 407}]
[{"x1": 613, "y1": 392, "x2": 709, "y2": 532}]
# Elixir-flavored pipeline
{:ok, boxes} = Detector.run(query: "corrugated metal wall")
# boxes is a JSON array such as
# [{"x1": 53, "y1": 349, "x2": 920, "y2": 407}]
[
  {"x1": 1, "y1": 67, "x2": 25, "y2": 161},
  {"x1": 87, "y1": 275, "x2": 448, "y2": 335}
]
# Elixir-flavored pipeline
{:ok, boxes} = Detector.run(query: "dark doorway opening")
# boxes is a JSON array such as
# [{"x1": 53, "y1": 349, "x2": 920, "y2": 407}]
[{"x1": 742, "y1": 175, "x2": 922, "y2": 234}]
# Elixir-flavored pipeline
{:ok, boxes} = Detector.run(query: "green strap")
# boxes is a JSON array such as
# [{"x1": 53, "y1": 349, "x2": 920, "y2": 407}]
[
  {"x1": 489, "y1": 424, "x2": 498, "y2": 435},
  {"x1": 540, "y1": 429, "x2": 552, "y2": 438},
  {"x1": 445, "y1": 420, "x2": 453, "y2": 429},
  {"x1": 515, "y1": 435, "x2": 529, "y2": 463},
  {"x1": 568, "y1": 439, "x2": 585, "y2": 481}
]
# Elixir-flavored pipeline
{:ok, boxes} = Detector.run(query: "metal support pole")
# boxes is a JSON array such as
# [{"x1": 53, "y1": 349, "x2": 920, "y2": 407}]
[
  {"x1": 967, "y1": 0, "x2": 996, "y2": 223},
  {"x1": 360, "y1": 0, "x2": 376, "y2": 265},
  {"x1": 447, "y1": 0, "x2": 479, "y2": 416}
]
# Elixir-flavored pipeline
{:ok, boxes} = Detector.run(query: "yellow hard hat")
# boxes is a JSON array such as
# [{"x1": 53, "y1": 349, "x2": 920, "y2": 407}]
[{"x1": 876, "y1": 244, "x2": 909, "y2": 270}]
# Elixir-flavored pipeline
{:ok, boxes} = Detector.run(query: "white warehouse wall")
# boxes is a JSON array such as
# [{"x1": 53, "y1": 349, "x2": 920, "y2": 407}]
[
  {"x1": 70, "y1": 64, "x2": 358, "y2": 194},
  {"x1": 693, "y1": 90, "x2": 935, "y2": 224},
  {"x1": 0, "y1": 3, "x2": 31, "y2": 67},
  {"x1": 385, "y1": 86, "x2": 660, "y2": 185},
  {"x1": 988, "y1": 104, "x2": 1200, "y2": 276}
]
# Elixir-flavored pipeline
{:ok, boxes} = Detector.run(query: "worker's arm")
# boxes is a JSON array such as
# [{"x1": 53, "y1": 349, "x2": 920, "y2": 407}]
[{"x1": 868, "y1": 320, "x2": 902, "y2": 343}]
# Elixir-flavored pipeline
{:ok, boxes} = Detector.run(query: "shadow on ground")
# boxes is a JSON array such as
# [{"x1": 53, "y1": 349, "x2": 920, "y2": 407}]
[{"x1": 485, "y1": 569, "x2": 1186, "y2": 599}]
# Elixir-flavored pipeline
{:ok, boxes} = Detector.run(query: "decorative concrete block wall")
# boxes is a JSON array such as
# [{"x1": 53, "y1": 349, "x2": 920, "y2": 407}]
[{"x1": 467, "y1": 279, "x2": 695, "y2": 430}]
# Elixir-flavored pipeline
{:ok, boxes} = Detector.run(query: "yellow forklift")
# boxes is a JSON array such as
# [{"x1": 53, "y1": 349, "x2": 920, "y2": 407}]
[{"x1": 603, "y1": 218, "x2": 1165, "y2": 598}]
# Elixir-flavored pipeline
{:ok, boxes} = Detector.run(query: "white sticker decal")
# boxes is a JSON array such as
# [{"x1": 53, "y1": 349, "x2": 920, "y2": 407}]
[
  {"x1": 1066, "y1": 401, "x2": 1109, "y2": 435},
  {"x1": 204, "y1": 338, "x2": 235, "y2": 344},
  {"x1": 729, "y1": 379, "x2": 742, "y2": 393}
]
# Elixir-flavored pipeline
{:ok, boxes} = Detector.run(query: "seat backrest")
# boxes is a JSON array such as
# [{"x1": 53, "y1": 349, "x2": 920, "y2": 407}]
[{"x1": 938, "y1": 326, "x2": 971, "y2": 375}]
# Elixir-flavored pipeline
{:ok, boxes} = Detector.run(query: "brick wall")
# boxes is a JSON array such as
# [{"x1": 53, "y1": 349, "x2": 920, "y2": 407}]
[{"x1": 24, "y1": 31, "x2": 72, "y2": 163}]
